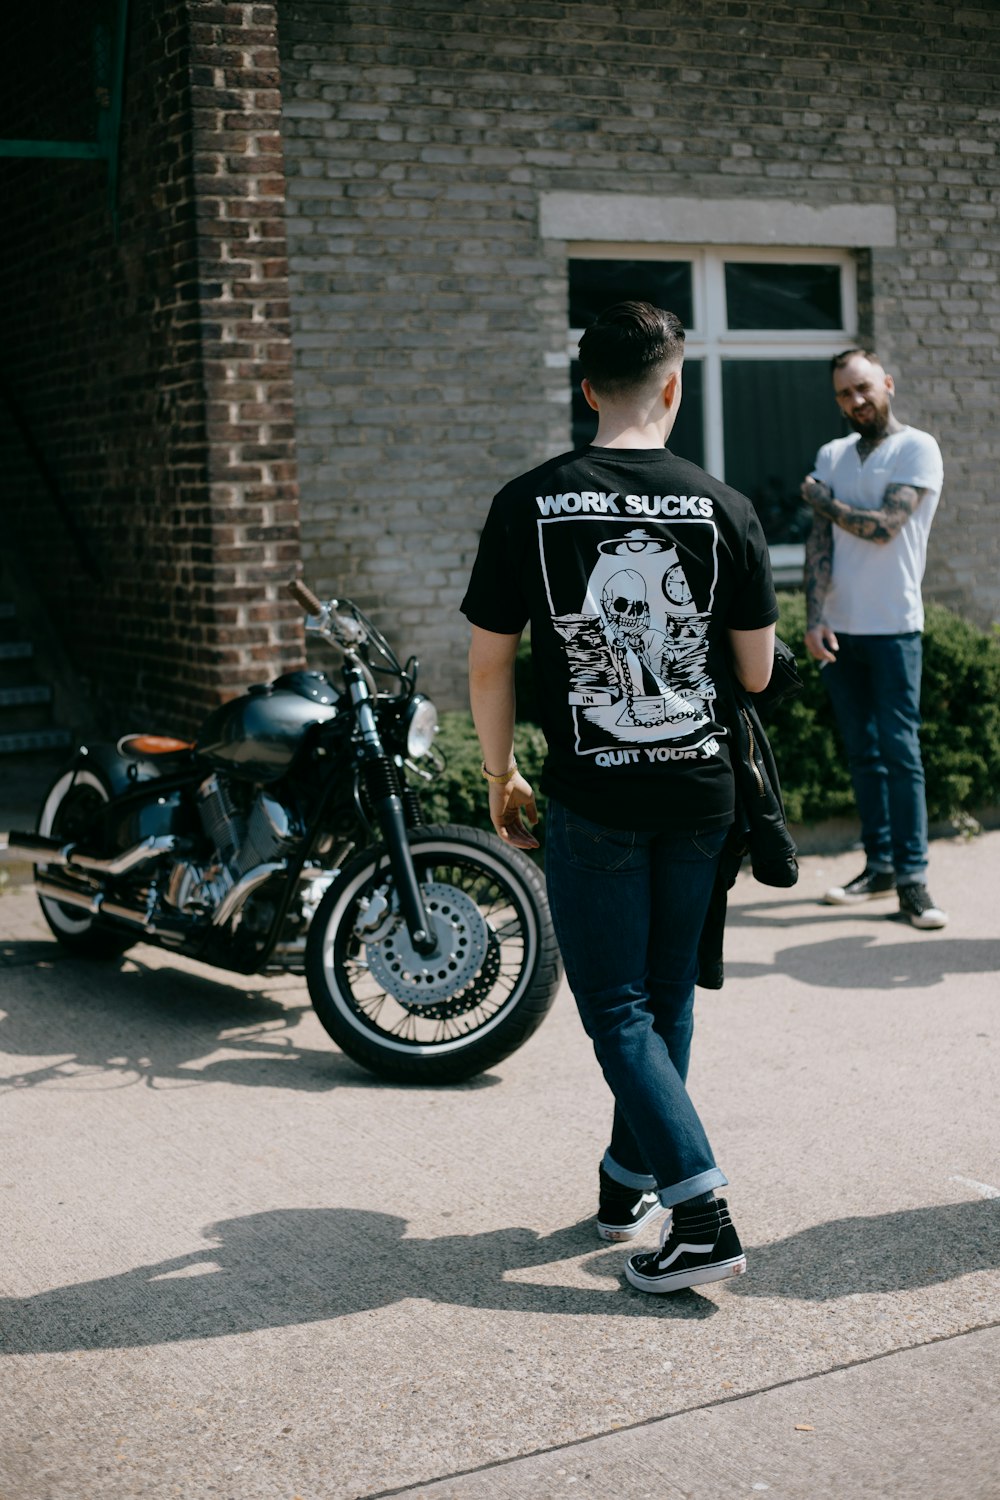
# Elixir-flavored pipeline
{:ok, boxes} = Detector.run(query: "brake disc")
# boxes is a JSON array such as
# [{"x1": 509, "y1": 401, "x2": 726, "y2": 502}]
[{"x1": 365, "y1": 881, "x2": 490, "y2": 1007}]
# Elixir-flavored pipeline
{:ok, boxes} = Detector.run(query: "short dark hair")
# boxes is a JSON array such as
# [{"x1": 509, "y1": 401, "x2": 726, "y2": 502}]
[
  {"x1": 578, "y1": 301, "x2": 685, "y2": 396},
  {"x1": 830, "y1": 347, "x2": 881, "y2": 373}
]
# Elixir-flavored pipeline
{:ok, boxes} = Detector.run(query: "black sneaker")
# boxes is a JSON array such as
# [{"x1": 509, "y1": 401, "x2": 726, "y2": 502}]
[
  {"x1": 824, "y1": 866, "x2": 896, "y2": 905},
  {"x1": 597, "y1": 1166, "x2": 665, "y2": 1242},
  {"x1": 625, "y1": 1197, "x2": 746, "y2": 1293},
  {"x1": 898, "y1": 883, "x2": 948, "y2": 929}
]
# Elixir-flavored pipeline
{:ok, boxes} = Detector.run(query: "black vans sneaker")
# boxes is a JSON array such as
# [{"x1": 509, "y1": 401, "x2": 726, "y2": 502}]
[
  {"x1": 898, "y1": 883, "x2": 948, "y2": 929},
  {"x1": 625, "y1": 1197, "x2": 746, "y2": 1293},
  {"x1": 824, "y1": 866, "x2": 896, "y2": 904},
  {"x1": 597, "y1": 1166, "x2": 665, "y2": 1242}
]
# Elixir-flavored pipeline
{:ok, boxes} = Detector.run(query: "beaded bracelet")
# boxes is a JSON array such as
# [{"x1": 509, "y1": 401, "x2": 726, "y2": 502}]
[{"x1": 482, "y1": 759, "x2": 518, "y2": 785}]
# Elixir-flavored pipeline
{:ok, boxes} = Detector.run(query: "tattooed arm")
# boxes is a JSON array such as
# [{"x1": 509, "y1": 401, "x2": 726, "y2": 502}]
[
  {"x1": 803, "y1": 512, "x2": 839, "y2": 663},
  {"x1": 801, "y1": 478, "x2": 927, "y2": 546}
]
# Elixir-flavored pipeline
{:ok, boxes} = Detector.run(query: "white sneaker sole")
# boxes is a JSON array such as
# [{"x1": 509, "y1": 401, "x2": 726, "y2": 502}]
[
  {"x1": 823, "y1": 888, "x2": 895, "y2": 905},
  {"x1": 625, "y1": 1253, "x2": 747, "y2": 1293},
  {"x1": 902, "y1": 910, "x2": 948, "y2": 929},
  {"x1": 597, "y1": 1202, "x2": 665, "y2": 1243}
]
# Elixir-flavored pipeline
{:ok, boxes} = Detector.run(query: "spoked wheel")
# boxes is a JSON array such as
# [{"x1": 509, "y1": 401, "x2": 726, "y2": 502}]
[
  {"x1": 36, "y1": 768, "x2": 136, "y2": 959},
  {"x1": 305, "y1": 824, "x2": 561, "y2": 1082}
]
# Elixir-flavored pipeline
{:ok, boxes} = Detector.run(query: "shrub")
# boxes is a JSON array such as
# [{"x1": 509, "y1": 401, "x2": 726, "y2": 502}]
[
  {"x1": 766, "y1": 591, "x2": 856, "y2": 824},
  {"x1": 419, "y1": 710, "x2": 550, "y2": 841},
  {"x1": 427, "y1": 595, "x2": 1000, "y2": 832},
  {"x1": 918, "y1": 602, "x2": 1000, "y2": 819},
  {"x1": 769, "y1": 591, "x2": 1000, "y2": 824}
]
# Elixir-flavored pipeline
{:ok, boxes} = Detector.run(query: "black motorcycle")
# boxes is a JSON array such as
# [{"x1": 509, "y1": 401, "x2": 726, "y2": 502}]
[{"x1": 7, "y1": 581, "x2": 561, "y2": 1083}]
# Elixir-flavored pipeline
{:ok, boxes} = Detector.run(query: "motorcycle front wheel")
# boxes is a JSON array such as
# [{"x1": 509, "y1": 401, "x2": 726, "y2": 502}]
[{"x1": 305, "y1": 824, "x2": 561, "y2": 1083}]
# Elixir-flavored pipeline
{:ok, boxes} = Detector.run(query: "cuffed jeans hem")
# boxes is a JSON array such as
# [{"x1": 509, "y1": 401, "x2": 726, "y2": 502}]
[
  {"x1": 658, "y1": 1168, "x2": 728, "y2": 1210},
  {"x1": 869, "y1": 859, "x2": 928, "y2": 882},
  {"x1": 601, "y1": 1150, "x2": 658, "y2": 1193}
]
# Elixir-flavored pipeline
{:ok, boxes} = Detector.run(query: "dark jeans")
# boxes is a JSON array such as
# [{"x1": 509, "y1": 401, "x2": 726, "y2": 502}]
[
  {"x1": 545, "y1": 799, "x2": 729, "y2": 1210},
  {"x1": 821, "y1": 632, "x2": 927, "y2": 884}
]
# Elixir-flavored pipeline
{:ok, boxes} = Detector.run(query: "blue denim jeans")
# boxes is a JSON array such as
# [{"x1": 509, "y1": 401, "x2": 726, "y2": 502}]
[
  {"x1": 545, "y1": 800, "x2": 730, "y2": 1210},
  {"x1": 821, "y1": 632, "x2": 928, "y2": 884}
]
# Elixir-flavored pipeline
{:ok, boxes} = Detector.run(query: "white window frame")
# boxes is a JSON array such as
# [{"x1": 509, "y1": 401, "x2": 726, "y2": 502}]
[{"x1": 567, "y1": 244, "x2": 858, "y2": 580}]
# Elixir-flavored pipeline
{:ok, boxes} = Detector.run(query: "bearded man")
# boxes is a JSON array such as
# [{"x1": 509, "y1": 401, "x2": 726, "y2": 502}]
[{"x1": 802, "y1": 348, "x2": 947, "y2": 929}]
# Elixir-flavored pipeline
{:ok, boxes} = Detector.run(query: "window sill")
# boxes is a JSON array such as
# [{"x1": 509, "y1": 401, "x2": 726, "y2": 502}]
[{"x1": 769, "y1": 543, "x2": 804, "y2": 589}]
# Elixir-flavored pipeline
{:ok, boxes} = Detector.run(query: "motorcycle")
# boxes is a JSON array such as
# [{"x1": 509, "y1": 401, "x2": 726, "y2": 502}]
[{"x1": 7, "y1": 581, "x2": 561, "y2": 1083}]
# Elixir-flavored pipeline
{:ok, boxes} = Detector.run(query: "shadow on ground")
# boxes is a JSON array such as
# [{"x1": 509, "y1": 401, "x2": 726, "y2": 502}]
[
  {"x1": 0, "y1": 946, "x2": 497, "y2": 1094},
  {"x1": 2, "y1": 1200, "x2": 996, "y2": 1354},
  {"x1": 722, "y1": 931, "x2": 1000, "y2": 990},
  {"x1": 0, "y1": 1211, "x2": 718, "y2": 1353},
  {"x1": 731, "y1": 1198, "x2": 1000, "y2": 1299}
]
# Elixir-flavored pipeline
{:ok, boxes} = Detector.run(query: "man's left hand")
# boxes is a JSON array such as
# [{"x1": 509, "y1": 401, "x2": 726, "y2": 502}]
[{"x1": 488, "y1": 773, "x2": 540, "y2": 850}]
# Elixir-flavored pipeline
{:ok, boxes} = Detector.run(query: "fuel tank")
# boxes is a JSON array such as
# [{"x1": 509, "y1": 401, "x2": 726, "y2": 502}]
[{"x1": 195, "y1": 671, "x2": 340, "y2": 783}]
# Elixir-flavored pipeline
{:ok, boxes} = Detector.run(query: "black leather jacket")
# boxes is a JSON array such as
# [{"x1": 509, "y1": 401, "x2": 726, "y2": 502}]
[{"x1": 697, "y1": 639, "x2": 801, "y2": 989}]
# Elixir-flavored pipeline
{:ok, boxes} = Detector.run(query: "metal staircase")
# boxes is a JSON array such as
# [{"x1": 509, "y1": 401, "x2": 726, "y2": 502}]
[{"x1": 0, "y1": 599, "x2": 73, "y2": 756}]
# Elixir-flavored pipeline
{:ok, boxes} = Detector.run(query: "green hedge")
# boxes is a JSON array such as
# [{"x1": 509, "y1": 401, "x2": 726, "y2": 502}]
[
  {"x1": 428, "y1": 595, "x2": 1000, "y2": 831},
  {"x1": 769, "y1": 592, "x2": 1000, "y2": 824},
  {"x1": 419, "y1": 712, "x2": 551, "y2": 841}
]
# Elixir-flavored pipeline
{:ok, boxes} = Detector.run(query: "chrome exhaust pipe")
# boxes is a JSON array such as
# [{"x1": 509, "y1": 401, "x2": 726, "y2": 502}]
[
  {"x1": 36, "y1": 875, "x2": 155, "y2": 930},
  {"x1": 212, "y1": 862, "x2": 286, "y2": 928},
  {"x1": 5, "y1": 832, "x2": 67, "y2": 861},
  {"x1": 36, "y1": 876, "x2": 165, "y2": 934},
  {"x1": 36, "y1": 876, "x2": 102, "y2": 917},
  {"x1": 9, "y1": 832, "x2": 177, "y2": 877},
  {"x1": 38, "y1": 858, "x2": 287, "y2": 935},
  {"x1": 73, "y1": 835, "x2": 178, "y2": 877}
]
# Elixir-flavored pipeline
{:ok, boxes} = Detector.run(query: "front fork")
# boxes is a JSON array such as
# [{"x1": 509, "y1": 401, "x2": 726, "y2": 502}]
[{"x1": 346, "y1": 662, "x2": 437, "y2": 958}]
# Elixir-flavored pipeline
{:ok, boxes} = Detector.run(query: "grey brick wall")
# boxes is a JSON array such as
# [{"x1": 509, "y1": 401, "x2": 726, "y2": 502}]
[{"x1": 278, "y1": 0, "x2": 999, "y2": 709}]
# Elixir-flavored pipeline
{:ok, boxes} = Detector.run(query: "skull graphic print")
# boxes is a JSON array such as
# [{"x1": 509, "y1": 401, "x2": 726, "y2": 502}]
[{"x1": 543, "y1": 523, "x2": 718, "y2": 755}]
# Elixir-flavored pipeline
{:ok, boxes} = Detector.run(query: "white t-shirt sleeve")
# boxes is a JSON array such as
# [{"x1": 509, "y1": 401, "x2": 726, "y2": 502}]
[{"x1": 892, "y1": 430, "x2": 943, "y2": 494}]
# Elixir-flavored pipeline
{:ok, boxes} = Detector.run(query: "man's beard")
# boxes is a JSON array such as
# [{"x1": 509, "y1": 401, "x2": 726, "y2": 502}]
[{"x1": 847, "y1": 397, "x2": 891, "y2": 439}]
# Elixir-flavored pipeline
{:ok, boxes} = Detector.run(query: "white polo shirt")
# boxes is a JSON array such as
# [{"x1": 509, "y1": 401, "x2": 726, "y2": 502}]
[{"x1": 812, "y1": 426, "x2": 943, "y2": 634}]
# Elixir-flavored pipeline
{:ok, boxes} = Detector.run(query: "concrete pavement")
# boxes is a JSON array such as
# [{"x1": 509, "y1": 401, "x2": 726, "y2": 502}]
[{"x1": 0, "y1": 792, "x2": 998, "y2": 1499}]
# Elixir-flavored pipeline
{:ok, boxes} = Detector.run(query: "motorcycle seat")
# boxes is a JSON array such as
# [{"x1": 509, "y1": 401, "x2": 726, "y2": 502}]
[{"x1": 117, "y1": 734, "x2": 195, "y2": 763}]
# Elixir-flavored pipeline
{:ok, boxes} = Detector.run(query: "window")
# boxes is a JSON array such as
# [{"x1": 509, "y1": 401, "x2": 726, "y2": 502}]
[{"x1": 568, "y1": 247, "x2": 855, "y2": 574}]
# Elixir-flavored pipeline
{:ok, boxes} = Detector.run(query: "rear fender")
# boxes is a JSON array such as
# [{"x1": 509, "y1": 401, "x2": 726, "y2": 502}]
[
  {"x1": 67, "y1": 742, "x2": 139, "y2": 800},
  {"x1": 79, "y1": 740, "x2": 200, "y2": 794},
  {"x1": 57, "y1": 744, "x2": 200, "y2": 850}
]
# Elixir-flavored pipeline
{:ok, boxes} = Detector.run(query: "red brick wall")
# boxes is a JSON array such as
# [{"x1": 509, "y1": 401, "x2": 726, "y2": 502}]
[{"x1": 0, "y1": 0, "x2": 303, "y2": 735}]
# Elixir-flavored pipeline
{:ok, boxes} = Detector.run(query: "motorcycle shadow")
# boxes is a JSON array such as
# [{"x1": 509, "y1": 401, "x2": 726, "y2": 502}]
[
  {"x1": 0, "y1": 1208, "x2": 717, "y2": 1353},
  {"x1": 0, "y1": 943, "x2": 499, "y2": 1094}
]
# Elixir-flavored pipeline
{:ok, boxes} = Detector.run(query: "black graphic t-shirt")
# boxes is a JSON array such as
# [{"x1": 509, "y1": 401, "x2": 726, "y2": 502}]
[{"x1": 461, "y1": 446, "x2": 779, "y2": 832}]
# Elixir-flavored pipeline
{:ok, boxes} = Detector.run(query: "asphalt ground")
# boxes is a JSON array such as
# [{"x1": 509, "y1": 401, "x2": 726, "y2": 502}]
[{"x1": 0, "y1": 797, "x2": 997, "y2": 1499}]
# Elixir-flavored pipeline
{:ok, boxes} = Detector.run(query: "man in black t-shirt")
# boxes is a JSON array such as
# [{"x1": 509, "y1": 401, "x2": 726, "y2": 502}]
[{"x1": 462, "y1": 302, "x2": 776, "y2": 1294}]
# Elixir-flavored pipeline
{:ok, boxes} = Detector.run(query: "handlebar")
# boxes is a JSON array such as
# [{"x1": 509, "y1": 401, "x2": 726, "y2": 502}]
[
  {"x1": 287, "y1": 578, "x2": 325, "y2": 615},
  {"x1": 286, "y1": 577, "x2": 400, "y2": 691},
  {"x1": 287, "y1": 577, "x2": 362, "y2": 643},
  {"x1": 286, "y1": 577, "x2": 421, "y2": 702}
]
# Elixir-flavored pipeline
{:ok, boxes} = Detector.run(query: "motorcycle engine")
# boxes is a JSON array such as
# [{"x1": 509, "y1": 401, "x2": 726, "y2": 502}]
[{"x1": 165, "y1": 774, "x2": 297, "y2": 916}]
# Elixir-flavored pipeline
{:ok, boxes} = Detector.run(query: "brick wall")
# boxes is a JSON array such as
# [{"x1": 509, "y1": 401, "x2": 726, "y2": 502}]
[
  {"x1": 190, "y1": 1, "x2": 304, "y2": 708},
  {"x1": 278, "y1": 0, "x2": 999, "y2": 709},
  {"x1": 1, "y1": 0, "x2": 304, "y2": 734}
]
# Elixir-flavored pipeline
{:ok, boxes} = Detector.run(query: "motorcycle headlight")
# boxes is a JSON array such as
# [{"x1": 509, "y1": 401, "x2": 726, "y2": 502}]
[{"x1": 404, "y1": 695, "x2": 438, "y2": 758}]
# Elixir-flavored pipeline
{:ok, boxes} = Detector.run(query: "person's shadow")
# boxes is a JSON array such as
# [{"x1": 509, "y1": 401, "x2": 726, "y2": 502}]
[
  {"x1": 2, "y1": 1199, "x2": 995, "y2": 1355},
  {"x1": 729, "y1": 1197, "x2": 1000, "y2": 1300},
  {"x1": 719, "y1": 924, "x2": 1000, "y2": 990},
  {"x1": 0, "y1": 943, "x2": 498, "y2": 1093},
  {"x1": 0, "y1": 1210, "x2": 717, "y2": 1354}
]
